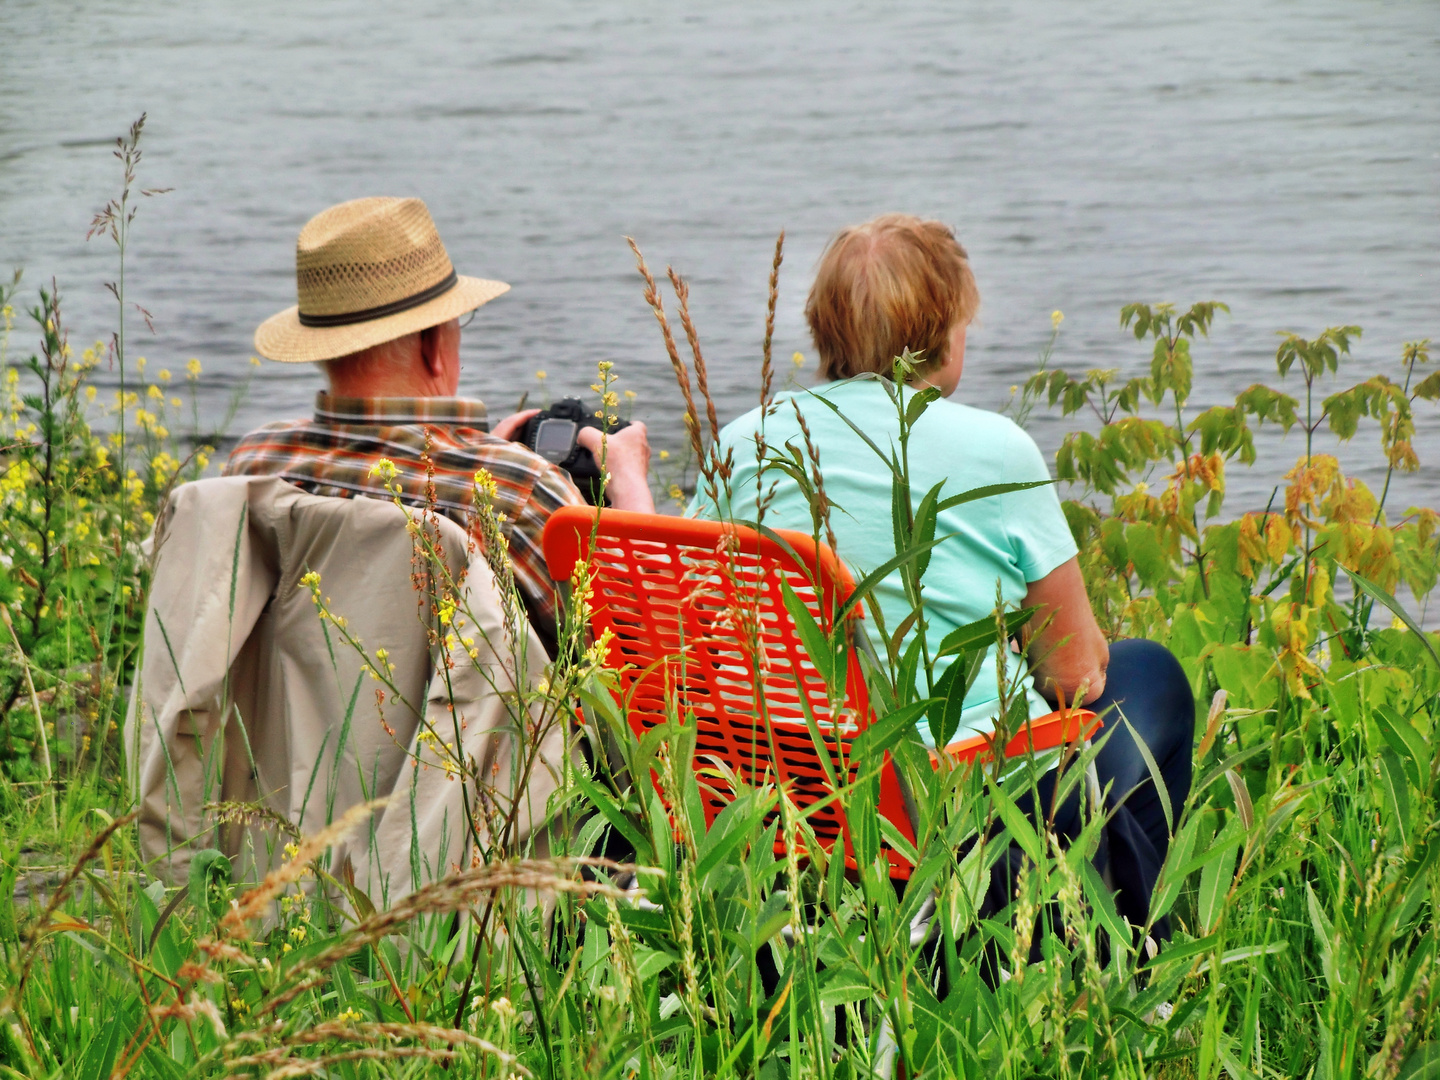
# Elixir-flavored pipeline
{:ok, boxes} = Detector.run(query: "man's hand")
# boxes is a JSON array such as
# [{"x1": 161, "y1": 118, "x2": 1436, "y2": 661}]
[
  {"x1": 578, "y1": 423, "x2": 655, "y2": 513},
  {"x1": 490, "y1": 409, "x2": 540, "y2": 442}
]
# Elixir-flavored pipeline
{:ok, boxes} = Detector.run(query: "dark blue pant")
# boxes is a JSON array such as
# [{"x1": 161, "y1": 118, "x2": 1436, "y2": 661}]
[
  {"x1": 983, "y1": 638, "x2": 1195, "y2": 938},
  {"x1": 1089, "y1": 637, "x2": 1196, "y2": 867}
]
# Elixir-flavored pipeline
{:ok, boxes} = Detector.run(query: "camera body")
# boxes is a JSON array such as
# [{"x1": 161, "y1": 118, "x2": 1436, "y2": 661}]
[{"x1": 514, "y1": 398, "x2": 630, "y2": 506}]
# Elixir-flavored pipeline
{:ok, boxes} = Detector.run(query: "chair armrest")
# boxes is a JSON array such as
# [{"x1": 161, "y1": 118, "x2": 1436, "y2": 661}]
[{"x1": 932, "y1": 708, "x2": 1100, "y2": 768}]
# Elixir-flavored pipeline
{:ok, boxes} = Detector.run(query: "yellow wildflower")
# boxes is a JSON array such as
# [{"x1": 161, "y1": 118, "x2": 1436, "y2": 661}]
[{"x1": 1051, "y1": 310, "x2": 1064, "y2": 328}]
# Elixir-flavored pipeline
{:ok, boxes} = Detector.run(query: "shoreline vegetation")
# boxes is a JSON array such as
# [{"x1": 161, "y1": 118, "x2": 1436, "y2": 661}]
[{"x1": 0, "y1": 119, "x2": 1437, "y2": 1080}]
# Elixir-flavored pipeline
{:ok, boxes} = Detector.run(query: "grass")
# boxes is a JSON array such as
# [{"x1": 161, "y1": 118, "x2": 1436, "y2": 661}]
[{"x1": 0, "y1": 120, "x2": 1436, "y2": 1080}]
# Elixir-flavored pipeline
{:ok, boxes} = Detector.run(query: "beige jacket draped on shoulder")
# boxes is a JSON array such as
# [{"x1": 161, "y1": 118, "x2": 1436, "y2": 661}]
[{"x1": 125, "y1": 476, "x2": 567, "y2": 905}]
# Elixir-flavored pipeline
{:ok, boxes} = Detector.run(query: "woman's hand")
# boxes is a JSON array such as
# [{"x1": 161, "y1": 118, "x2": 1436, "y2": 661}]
[{"x1": 1022, "y1": 557, "x2": 1109, "y2": 707}]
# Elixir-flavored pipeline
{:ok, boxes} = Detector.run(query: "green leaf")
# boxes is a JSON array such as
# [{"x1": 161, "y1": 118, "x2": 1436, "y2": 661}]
[
  {"x1": 1235, "y1": 383, "x2": 1299, "y2": 431},
  {"x1": 803, "y1": 382, "x2": 898, "y2": 477},
  {"x1": 1219, "y1": 941, "x2": 1288, "y2": 966},
  {"x1": 632, "y1": 945, "x2": 678, "y2": 983},
  {"x1": 834, "y1": 533, "x2": 957, "y2": 623},
  {"x1": 892, "y1": 467, "x2": 912, "y2": 565},
  {"x1": 1378, "y1": 749, "x2": 1411, "y2": 847},
  {"x1": 568, "y1": 760, "x2": 650, "y2": 862},
  {"x1": 904, "y1": 386, "x2": 942, "y2": 429},
  {"x1": 77, "y1": 1006, "x2": 132, "y2": 1080},
  {"x1": 878, "y1": 813, "x2": 919, "y2": 866},
  {"x1": 1118, "y1": 711, "x2": 1175, "y2": 837},
  {"x1": 1323, "y1": 387, "x2": 1362, "y2": 440},
  {"x1": 1397, "y1": 1043, "x2": 1440, "y2": 1080},
  {"x1": 1339, "y1": 564, "x2": 1440, "y2": 670},
  {"x1": 927, "y1": 650, "x2": 980, "y2": 748},
  {"x1": 984, "y1": 776, "x2": 1044, "y2": 864},
  {"x1": 1148, "y1": 931, "x2": 1220, "y2": 970},
  {"x1": 887, "y1": 609, "x2": 919, "y2": 665},
  {"x1": 1125, "y1": 522, "x2": 1172, "y2": 588},
  {"x1": 935, "y1": 608, "x2": 1037, "y2": 660},
  {"x1": 1306, "y1": 883, "x2": 1338, "y2": 992},
  {"x1": 1395, "y1": 838, "x2": 1440, "y2": 932},
  {"x1": 1374, "y1": 705, "x2": 1429, "y2": 791},
  {"x1": 896, "y1": 632, "x2": 925, "y2": 707},
  {"x1": 935, "y1": 479, "x2": 1054, "y2": 514},
  {"x1": 1081, "y1": 860, "x2": 1132, "y2": 946},
  {"x1": 187, "y1": 849, "x2": 231, "y2": 920},
  {"x1": 911, "y1": 479, "x2": 945, "y2": 582},
  {"x1": 819, "y1": 962, "x2": 876, "y2": 1006},
  {"x1": 1194, "y1": 746, "x2": 1268, "y2": 796},
  {"x1": 781, "y1": 579, "x2": 843, "y2": 693},
  {"x1": 1412, "y1": 371, "x2": 1440, "y2": 402},
  {"x1": 696, "y1": 790, "x2": 776, "y2": 882},
  {"x1": 852, "y1": 699, "x2": 932, "y2": 761},
  {"x1": 1197, "y1": 821, "x2": 1240, "y2": 933}
]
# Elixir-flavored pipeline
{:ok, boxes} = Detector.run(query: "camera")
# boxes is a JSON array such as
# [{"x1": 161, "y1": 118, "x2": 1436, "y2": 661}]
[{"x1": 513, "y1": 398, "x2": 630, "y2": 506}]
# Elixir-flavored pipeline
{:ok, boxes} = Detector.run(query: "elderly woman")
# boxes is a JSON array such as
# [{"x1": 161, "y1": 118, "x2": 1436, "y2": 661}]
[{"x1": 693, "y1": 213, "x2": 1194, "y2": 932}]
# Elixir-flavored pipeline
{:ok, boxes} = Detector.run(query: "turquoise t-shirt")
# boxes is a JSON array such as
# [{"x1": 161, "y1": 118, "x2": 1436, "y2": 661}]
[{"x1": 688, "y1": 377, "x2": 1078, "y2": 746}]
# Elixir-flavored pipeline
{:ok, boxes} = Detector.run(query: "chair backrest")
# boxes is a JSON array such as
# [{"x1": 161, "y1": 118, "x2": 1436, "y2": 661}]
[{"x1": 542, "y1": 505, "x2": 918, "y2": 877}]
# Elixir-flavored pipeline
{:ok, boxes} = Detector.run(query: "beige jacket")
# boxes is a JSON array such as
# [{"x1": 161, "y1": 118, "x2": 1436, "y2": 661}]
[{"x1": 126, "y1": 476, "x2": 567, "y2": 905}]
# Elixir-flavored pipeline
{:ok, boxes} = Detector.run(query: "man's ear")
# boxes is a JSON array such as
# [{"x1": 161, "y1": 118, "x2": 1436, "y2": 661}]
[{"x1": 419, "y1": 324, "x2": 445, "y2": 377}]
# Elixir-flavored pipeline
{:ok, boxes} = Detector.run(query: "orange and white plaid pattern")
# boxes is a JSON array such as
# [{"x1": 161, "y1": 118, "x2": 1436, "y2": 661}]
[{"x1": 224, "y1": 392, "x2": 583, "y2": 642}]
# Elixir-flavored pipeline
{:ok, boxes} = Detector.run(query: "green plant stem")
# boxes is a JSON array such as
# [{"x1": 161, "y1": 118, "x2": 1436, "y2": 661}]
[{"x1": 3, "y1": 607, "x2": 55, "y2": 831}]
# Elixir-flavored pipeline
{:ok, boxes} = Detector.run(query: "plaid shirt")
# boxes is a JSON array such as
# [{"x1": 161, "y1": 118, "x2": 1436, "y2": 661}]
[{"x1": 224, "y1": 393, "x2": 583, "y2": 644}]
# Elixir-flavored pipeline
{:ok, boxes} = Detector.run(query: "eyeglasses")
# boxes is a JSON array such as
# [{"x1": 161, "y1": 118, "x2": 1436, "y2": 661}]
[{"x1": 459, "y1": 309, "x2": 478, "y2": 330}]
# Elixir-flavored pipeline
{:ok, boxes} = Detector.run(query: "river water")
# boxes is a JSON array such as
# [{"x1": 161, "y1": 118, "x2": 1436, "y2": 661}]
[{"x1": 1, "y1": 0, "x2": 1437, "y2": 514}]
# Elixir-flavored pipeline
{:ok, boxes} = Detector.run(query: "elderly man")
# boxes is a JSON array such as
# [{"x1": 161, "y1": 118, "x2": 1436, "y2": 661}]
[
  {"x1": 131, "y1": 197, "x2": 648, "y2": 895},
  {"x1": 226, "y1": 195, "x2": 653, "y2": 646}
]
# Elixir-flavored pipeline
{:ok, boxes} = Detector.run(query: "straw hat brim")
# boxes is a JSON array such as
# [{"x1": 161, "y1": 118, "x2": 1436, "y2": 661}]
[{"x1": 254, "y1": 275, "x2": 510, "y2": 364}]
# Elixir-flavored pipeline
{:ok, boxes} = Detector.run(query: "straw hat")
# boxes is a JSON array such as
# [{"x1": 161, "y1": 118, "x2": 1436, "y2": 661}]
[{"x1": 254, "y1": 197, "x2": 509, "y2": 364}]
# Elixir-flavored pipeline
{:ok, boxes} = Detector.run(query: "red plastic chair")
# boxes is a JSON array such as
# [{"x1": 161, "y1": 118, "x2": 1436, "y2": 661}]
[{"x1": 542, "y1": 506, "x2": 1096, "y2": 880}]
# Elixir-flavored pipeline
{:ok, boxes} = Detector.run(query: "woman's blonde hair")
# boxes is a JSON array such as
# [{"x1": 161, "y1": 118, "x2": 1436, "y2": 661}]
[{"x1": 805, "y1": 214, "x2": 980, "y2": 381}]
